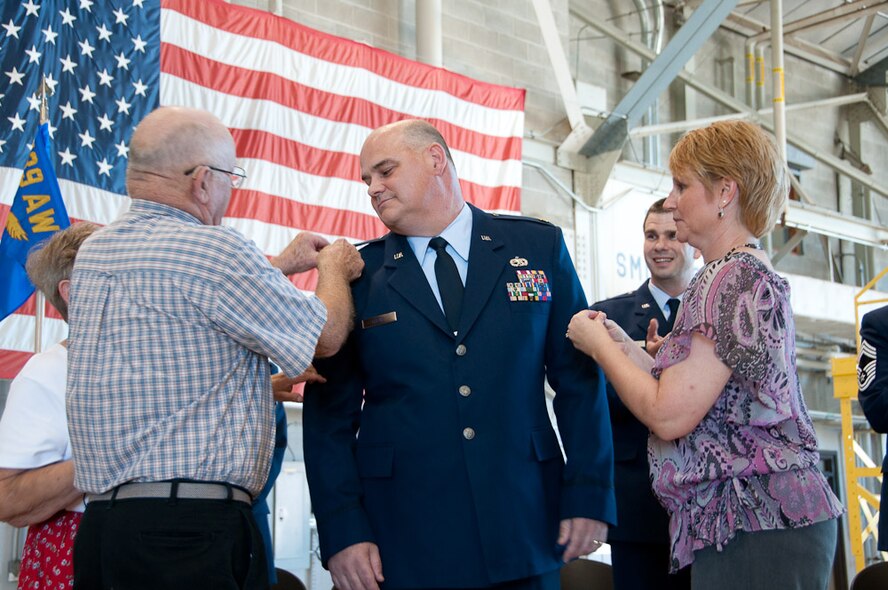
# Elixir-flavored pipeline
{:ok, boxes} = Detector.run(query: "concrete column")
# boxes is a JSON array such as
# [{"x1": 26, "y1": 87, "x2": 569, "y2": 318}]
[
  {"x1": 770, "y1": 0, "x2": 787, "y2": 162},
  {"x1": 416, "y1": 0, "x2": 442, "y2": 67}
]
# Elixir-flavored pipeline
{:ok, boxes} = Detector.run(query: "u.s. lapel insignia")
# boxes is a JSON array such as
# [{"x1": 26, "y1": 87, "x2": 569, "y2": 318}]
[
  {"x1": 509, "y1": 256, "x2": 528, "y2": 268},
  {"x1": 506, "y1": 270, "x2": 552, "y2": 302},
  {"x1": 480, "y1": 234, "x2": 492, "y2": 241},
  {"x1": 641, "y1": 303, "x2": 650, "y2": 309},
  {"x1": 393, "y1": 251, "x2": 404, "y2": 260}
]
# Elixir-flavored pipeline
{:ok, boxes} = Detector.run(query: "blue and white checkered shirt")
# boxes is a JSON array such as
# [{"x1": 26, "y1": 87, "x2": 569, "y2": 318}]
[{"x1": 67, "y1": 200, "x2": 327, "y2": 496}]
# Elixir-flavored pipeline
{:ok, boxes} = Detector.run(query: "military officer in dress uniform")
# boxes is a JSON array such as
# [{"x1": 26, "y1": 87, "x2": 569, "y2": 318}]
[
  {"x1": 303, "y1": 119, "x2": 616, "y2": 590},
  {"x1": 858, "y1": 304, "x2": 888, "y2": 552},
  {"x1": 589, "y1": 198, "x2": 698, "y2": 590}
]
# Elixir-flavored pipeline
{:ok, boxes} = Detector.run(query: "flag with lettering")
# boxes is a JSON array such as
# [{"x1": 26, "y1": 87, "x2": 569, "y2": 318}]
[
  {"x1": 0, "y1": 122, "x2": 70, "y2": 322},
  {"x1": 0, "y1": 0, "x2": 525, "y2": 378}
]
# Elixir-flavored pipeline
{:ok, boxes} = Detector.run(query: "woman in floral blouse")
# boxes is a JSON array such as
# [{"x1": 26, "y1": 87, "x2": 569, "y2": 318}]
[{"x1": 567, "y1": 120, "x2": 843, "y2": 590}]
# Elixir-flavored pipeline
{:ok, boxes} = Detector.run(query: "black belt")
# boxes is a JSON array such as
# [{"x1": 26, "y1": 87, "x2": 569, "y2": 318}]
[{"x1": 88, "y1": 481, "x2": 252, "y2": 505}]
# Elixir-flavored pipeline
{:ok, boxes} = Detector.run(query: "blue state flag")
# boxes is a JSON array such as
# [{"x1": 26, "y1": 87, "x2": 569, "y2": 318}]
[{"x1": 0, "y1": 122, "x2": 71, "y2": 322}]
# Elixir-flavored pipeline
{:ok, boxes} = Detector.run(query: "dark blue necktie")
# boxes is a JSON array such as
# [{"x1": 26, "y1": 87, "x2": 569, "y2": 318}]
[
  {"x1": 664, "y1": 298, "x2": 680, "y2": 333},
  {"x1": 429, "y1": 237, "x2": 463, "y2": 332}
]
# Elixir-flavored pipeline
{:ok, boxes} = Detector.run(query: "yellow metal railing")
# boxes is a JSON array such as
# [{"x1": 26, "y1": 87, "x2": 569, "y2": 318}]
[
  {"x1": 833, "y1": 265, "x2": 888, "y2": 573},
  {"x1": 833, "y1": 356, "x2": 882, "y2": 573}
]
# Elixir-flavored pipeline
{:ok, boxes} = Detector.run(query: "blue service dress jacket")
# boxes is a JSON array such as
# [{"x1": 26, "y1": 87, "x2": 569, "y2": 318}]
[
  {"x1": 303, "y1": 205, "x2": 617, "y2": 589},
  {"x1": 858, "y1": 304, "x2": 888, "y2": 551},
  {"x1": 590, "y1": 281, "x2": 672, "y2": 546}
]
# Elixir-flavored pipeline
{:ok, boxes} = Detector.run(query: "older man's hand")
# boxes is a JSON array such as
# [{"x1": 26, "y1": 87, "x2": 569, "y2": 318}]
[
  {"x1": 272, "y1": 231, "x2": 330, "y2": 275},
  {"x1": 318, "y1": 239, "x2": 365, "y2": 282}
]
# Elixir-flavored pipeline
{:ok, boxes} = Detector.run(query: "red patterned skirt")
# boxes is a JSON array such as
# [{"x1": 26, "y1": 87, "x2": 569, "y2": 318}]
[{"x1": 18, "y1": 511, "x2": 81, "y2": 590}]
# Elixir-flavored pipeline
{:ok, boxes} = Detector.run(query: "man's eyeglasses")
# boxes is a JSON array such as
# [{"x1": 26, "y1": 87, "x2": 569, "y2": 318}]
[{"x1": 184, "y1": 165, "x2": 247, "y2": 189}]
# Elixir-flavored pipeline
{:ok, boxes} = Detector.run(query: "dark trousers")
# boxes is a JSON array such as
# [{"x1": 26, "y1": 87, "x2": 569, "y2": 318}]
[
  {"x1": 691, "y1": 519, "x2": 837, "y2": 590},
  {"x1": 398, "y1": 564, "x2": 561, "y2": 590},
  {"x1": 389, "y1": 570, "x2": 560, "y2": 590},
  {"x1": 610, "y1": 540, "x2": 690, "y2": 590},
  {"x1": 491, "y1": 570, "x2": 559, "y2": 590},
  {"x1": 74, "y1": 496, "x2": 268, "y2": 590}
]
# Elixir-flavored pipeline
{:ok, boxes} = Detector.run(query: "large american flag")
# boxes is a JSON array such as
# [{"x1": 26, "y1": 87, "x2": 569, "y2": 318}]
[{"x1": 0, "y1": 0, "x2": 525, "y2": 378}]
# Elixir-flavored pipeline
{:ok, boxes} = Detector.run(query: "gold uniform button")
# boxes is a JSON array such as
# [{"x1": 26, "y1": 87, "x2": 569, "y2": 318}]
[
  {"x1": 459, "y1": 385, "x2": 471, "y2": 397},
  {"x1": 455, "y1": 344, "x2": 467, "y2": 356},
  {"x1": 463, "y1": 427, "x2": 475, "y2": 440}
]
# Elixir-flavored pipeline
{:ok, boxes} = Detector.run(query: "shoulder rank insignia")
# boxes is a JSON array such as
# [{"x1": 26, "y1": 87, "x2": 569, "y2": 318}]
[{"x1": 859, "y1": 339, "x2": 877, "y2": 391}]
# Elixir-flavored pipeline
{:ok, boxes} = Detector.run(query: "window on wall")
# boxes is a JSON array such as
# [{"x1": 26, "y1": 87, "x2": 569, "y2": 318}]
[
  {"x1": 819, "y1": 449, "x2": 840, "y2": 501},
  {"x1": 771, "y1": 168, "x2": 804, "y2": 257},
  {"x1": 784, "y1": 176, "x2": 804, "y2": 256},
  {"x1": 714, "y1": 56, "x2": 735, "y2": 97}
]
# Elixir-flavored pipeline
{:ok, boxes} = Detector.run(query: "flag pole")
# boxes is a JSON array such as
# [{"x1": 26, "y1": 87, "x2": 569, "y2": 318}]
[{"x1": 34, "y1": 76, "x2": 52, "y2": 354}]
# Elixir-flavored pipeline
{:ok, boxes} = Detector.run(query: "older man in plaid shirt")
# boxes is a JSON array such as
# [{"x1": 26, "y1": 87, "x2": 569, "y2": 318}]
[{"x1": 66, "y1": 106, "x2": 363, "y2": 590}]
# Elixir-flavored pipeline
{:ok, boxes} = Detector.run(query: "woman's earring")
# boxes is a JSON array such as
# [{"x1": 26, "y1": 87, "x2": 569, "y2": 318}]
[{"x1": 718, "y1": 202, "x2": 725, "y2": 219}]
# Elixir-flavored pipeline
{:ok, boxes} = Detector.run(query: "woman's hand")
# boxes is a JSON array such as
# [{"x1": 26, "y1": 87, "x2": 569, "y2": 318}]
[
  {"x1": 569, "y1": 310, "x2": 654, "y2": 372},
  {"x1": 603, "y1": 316, "x2": 637, "y2": 355},
  {"x1": 566, "y1": 309, "x2": 613, "y2": 361}
]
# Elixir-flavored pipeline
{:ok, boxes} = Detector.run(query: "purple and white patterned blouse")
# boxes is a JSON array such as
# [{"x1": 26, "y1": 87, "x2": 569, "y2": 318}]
[{"x1": 649, "y1": 252, "x2": 844, "y2": 571}]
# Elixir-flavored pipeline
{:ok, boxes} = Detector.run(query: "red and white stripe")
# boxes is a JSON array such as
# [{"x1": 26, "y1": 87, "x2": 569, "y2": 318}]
[{"x1": 0, "y1": 0, "x2": 524, "y2": 378}]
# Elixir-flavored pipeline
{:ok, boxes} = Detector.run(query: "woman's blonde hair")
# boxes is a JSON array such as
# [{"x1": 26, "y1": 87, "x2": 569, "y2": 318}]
[
  {"x1": 668, "y1": 120, "x2": 789, "y2": 237},
  {"x1": 25, "y1": 222, "x2": 99, "y2": 321}
]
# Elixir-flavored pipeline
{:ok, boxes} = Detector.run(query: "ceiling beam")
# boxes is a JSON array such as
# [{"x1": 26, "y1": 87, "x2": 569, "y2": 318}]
[
  {"x1": 725, "y1": 12, "x2": 851, "y2": 73},
  {"x1": 850, "y1": 14, "x2": 876, "y2": 76},
  {"x1": 572, "y1": 3, "x2": 888, "y2": 199},
  {"x1": 777, "y1": 0, "x2": 888, "y2": 38},
  {"x1": 577, "y1": 0, "x2": 740, "y2": 159}
]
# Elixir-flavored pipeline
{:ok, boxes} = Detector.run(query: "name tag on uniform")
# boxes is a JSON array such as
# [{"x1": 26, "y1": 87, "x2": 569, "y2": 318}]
[{"x1": 361, "y1": 312, "x2": 397, "y2": 329}]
